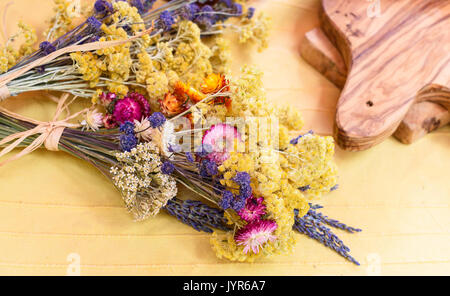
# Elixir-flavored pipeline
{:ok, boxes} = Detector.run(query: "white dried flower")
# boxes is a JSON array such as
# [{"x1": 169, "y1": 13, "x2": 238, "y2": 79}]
[
  {"x1": 134, "y1": 118, "x2": 153, "y2": 142},
  {"x1": 81, "y1": 109, "x2": 103, "y2": 131}
]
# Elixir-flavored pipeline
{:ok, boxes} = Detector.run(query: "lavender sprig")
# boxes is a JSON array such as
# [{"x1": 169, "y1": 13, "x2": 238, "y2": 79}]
[
  {"x1": 162, "y1": 196, "x2": 362, "y2": 265},
  {"x1": 294, "y1": 205, "x2": 361, "y2": 265},
  {"x1": 307, "y1": 206, "x2": 362, "y2": 233},
  {"x1": 164, "y1": 198, "x2": 231, "y2": 233}
]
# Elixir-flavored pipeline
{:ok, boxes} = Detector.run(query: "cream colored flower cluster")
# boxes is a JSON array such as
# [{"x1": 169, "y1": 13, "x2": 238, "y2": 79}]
[{"x1": 111, "y1": 142, "x2": 177, "y2": 221}]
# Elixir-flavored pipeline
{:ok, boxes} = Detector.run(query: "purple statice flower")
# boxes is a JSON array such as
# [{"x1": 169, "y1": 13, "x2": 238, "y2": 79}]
[
  {"x1": 232, "y1": 3, "x2": 243, "y2": 16},
  {"x1": 39, "y1": 41, "x2": 56, "y2": 55},
  {"x1": 119, "y1": 121, "x2": 135, "y2": 135},
  {"x1": 220, "y1": 190, "x2": 234, "y2": 210},
  {"x1": 231, "y1": 193, "x2": 247, "y2": 211},
  {"x1": 94, "y1": 0, "x2": 113, "y2": 14},
  {"x1": 158, "y1": 10, "x2": 175, "y2": 31},
  {"x1": 148, "y1": 112, "x2": 166, "y2": 128},
  {"x1": 185, "y1": 152, "x2": 194, "y2": 163},
  {"x1": 87, "y1": 16, "x2": 102, "y2": 32},
  {"x1": 199, "y1": 159, "x2": 218, "y2": 177},
  {"x1": 179, "y1": 4, "x2": 194, "y2": 21},
  {"x1": 161, "y1": 161, "x2": 175, "y2": 175},
  {"x1": 120, "y1": 133, "x2": 138, "y2": 152},
  {"x1": 237, "y1": 183, "x2": 252, "y2": 200},
  {"x1": 230, "y1": 171, "x2": 253, "y2": 209},
  {"x1": 189, "y1": 3, "x2": 200, "y2": 16},
  {"x1": 194, "y1": 5, "x2": 215, "y2": 28},
  {"x1": 247, "y1": 7, "x2": 255, "y2": 19},
  {"x1": 299, "y1": 185, "x2": 311, "y2": 192},
  {"x1": 290, "y1": 130, "x2": 314, "y2": 145},
  {"x1": 233, "y1": 171, "x2": 251, "y2": 186},
  {"x1": 130, "y1": 0, "x2": 155, "y2": 14}
]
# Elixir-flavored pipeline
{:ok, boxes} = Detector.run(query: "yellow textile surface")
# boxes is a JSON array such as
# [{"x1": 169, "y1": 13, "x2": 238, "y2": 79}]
[{"x1": 0, "y1": 0, "x2": 448, "y2": 275}]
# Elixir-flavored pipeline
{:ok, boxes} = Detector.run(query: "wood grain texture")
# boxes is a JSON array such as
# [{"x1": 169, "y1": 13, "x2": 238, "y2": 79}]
[
  {"x1": 319, "y1": 0, "x2": 450, "y2": 150},
  {"x1": 300, "y1": 27, "x2": 450, "y2": 144},
  {"x1": 300, "y1": 28, "x2": 347, "y2": 88}
]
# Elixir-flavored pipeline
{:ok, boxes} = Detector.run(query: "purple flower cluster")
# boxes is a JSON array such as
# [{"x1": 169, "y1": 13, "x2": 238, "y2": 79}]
[
  {"x1": 199, "y1": 159, "x2": 218, "y2": 177},
  {"x1": 161, "y1": 161, "x2": 175, "y2": 175},
  {"x1": 119, "y1": 121, "x2": 135, "y2": 134},
  {"x1": 87, "y1": 16, "x2": 102, "y2": 32},
  {"x1": 94, "y1": 0, "x2": 113, "y2": 14},
  {"x1": 158, "y1": 10, "x2": 176, "y2": 31},
  {"x1": 130, "y1": 0, "x2": 156, "y2": 15},
  {"x1": 119, "y1": 121, "x2": 137, "y2": 152},
  {"x1": 39, "y1": 41, "x2": 56, "y2": 55},
  {"x1": 219, "y1": 172, "x2": 252, "y2": 211},
  {"x1": 195, "y1": 5, "x2": 216, "y2": 28},
  {"x1": 120, "y1": 133, "x2": 138, "y2": 152},
  {"x1": 148, "y1": 112, "x2": 166, "y2": 128},
  {"x1": 219, "y1": 190, "x2": 234, "y2": 210}
]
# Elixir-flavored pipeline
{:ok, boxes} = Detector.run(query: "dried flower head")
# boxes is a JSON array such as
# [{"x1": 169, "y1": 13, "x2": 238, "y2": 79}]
[
  {"x1": 111, "y1": 143, "x2": 177, "y2": 221},
  {"x1": 81, "y1": 109, "x2": 103, "y2": 131},
  {"x1": 235, "y1": 220, "x2": 278, "y2": 254}
]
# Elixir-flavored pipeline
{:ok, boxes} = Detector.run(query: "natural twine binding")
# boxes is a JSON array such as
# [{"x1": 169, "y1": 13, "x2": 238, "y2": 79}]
[
  {"x1": 0, "y1": 85, "x2": 10, "y2": 101},
  {"x1": 0, "y1": 24, "x2": 154, "y2": 100},
  {"x1": 0, "y1": 93, "x2": 90, "y2": 166}
]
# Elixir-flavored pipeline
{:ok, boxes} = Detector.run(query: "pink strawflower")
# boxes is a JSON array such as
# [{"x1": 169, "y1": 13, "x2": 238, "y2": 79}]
[
  {"x1": 235, "y1": 220, "x2": 278, "y2": 254},
  {"x1": 113, "y1": 97, "x2": 143, "y2": 124},
  {"x1": 111, "y1": 93, "x2": 149, "y2": 125},
  {"x1": 128, "y1": 92, "x2": 151, "y2": 117},
  {"x1": 238, "y1": 196, "x2": 266, "y2": 223},
  {"x1": 202, "y1": 123, "x2": 242, "y2": 164}
]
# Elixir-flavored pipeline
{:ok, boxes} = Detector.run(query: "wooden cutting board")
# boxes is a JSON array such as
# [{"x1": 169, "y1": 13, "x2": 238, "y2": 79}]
[
  {"x1": 301, "y1": 0, "x2": 450, "y2": 150},
  {"x1": 300, "y1": 28, "x2": 450, "y2": 145}
]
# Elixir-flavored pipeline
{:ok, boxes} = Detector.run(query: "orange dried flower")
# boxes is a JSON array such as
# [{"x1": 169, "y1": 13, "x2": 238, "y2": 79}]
[
  {"x1": 159, "y1": 92, "x2": 187, "y2": 116},
  {"x1": 174, "y1": 81, "x2": 206, "y2": 103},
  {"x1": 200, "y1": 73, "x2": 231, "y2": 110}
]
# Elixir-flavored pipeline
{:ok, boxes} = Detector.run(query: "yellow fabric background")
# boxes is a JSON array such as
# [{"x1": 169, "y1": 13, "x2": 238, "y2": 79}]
[{"x1": 0, "y1": 0, "x2": 449, "y2": 275}]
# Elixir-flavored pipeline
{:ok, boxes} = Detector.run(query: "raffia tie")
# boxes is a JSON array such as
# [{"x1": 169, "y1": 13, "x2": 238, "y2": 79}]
[
  {"x1": 0, "y1": 85, "x2": 10, "y2": 101},
  {"x1": 0, "y1": 93, "x2": 89, "y2": 166}
]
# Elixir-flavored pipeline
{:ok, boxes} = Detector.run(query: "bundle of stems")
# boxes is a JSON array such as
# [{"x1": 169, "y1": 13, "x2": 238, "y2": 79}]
[{"x1": 1, "y1": 0, "x2": 243, "y2": 99}]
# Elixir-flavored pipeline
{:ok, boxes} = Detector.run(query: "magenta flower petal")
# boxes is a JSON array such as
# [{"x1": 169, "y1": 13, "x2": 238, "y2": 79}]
[
  {"x1": 235, "y1": 220, "x2": 278, "y2": 254},
  {"x1": 202, "y1": 123, "x2": 242, "y2": 164},
  {"x1": 113, "y1": 97, "x2": 143, "y2": 124},
  {"x1": 238, "y1": 196, "x2": 266, "y2": 223},
  {"x1": 128, "y1": 92, "x2": 151, "y2": 117}
]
